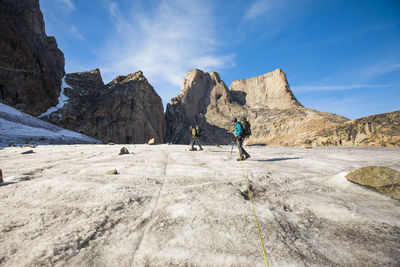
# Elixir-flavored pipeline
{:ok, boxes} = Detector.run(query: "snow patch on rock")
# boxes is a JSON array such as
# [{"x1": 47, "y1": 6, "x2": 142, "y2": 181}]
[{"x1": 38, "y1": 76, "x2": 70, "y2": 118}]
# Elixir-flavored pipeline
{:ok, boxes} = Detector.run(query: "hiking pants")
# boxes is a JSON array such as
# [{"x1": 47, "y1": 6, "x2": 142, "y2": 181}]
[
  {"x1": 236, "y1": 136, "x2": 250, "y2": 159},
  {"x1": 191, "y1": 137, "x2": 203, "y2": 150}
]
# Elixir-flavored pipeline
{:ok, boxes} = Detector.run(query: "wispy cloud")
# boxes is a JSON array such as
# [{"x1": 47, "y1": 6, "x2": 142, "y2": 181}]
[
  {"x1": 57, "y1": 0, "x2": 75, "y2": 13},
  {"x1": 244, "y1": 0, "x2": 274, "y2": 20},
  {"x1": 293, "y1": 83, "x2": 398, "y2": 93},
  {"x1": 70, "y1": 25, "x2": 85, "y2": 41},
  {"x1": 107, "y1": 1, "x2": 119, "y2": 18},
  {"x1": 240, "y1": 0, "x2": 316, "y2": 44},
  {"x1": 299, "y1": 93, "x2": 399, "y2": 119},
  {"x1": 99, "y1": 0, "x2": 234, "y2": 90},
  {"x1": 40, "y1": 0, "x2": 75, "y2": 18},
  {"x1": 300, "y1": 96, "x2": 365, "y2": 119},
  {"x1": 298, "y1": 21, "x2": 399, "y2": 47},
  {"x1": 356, "y1": 63, "x2": 400, "y2": 81}
]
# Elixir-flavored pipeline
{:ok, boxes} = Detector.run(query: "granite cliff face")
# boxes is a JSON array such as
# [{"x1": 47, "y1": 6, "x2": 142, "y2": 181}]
[
  {"x1": 165, "y1": 69, "x2": 241, "y2": 144},
  {"x1": 166, "y1": 69, "x2": 351, "y2": 145},
  {"x1": 230, "y1": 69, "x2": 302, "y2": 109},
  {"x1": 313, "y1": 110, "x2": 400, "y2": 146},
  {"x1": 44, "y1": 69, "x2": 165, "y2": 144},
  {"x1": 0, "y1": 0, "x2": 65, "y2": 116}
]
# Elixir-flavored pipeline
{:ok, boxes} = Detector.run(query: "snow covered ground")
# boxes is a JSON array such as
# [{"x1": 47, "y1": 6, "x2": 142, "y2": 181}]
[
  {"x1": 0, "y1": 144, "x2": 399, "y2": 266},
  {"x1": 0, "y1": 103, "x2": 100, "y2": 146}
]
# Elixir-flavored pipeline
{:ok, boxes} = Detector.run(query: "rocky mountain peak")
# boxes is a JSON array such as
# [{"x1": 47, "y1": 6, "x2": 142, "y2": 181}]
[
  {"x1": 175, "y1": 69, "x2": 230, "y2": 116},
  {"x1": 46, "y1": 69, "x2": 165, "y2": 144},
  {"x1": 165, "y1": 69, "x2": 236, "y2": 144},
  {"x1": 230, "y1": 68, "x2": 302, "y2": 109},
  {"x1": 108, "y1": 70, "x2": 145, "y2": 86},
  {"x1": 178, "y1": 69, "x2": 215, "y2": 103},
  {"x1": 65, "y1": 69, "x2": 104, "y2": 96},
  {"x1": 0, "y1": 0, "x2": 65, "y2": 116},
  {"x1": 165, "y1": 68, "x2": 351, "y2": 145},
  {"x1": 210, "y1": 71, "x2": 222, "y2": 83}
]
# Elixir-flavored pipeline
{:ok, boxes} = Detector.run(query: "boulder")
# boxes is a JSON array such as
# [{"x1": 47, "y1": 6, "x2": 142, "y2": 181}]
[
  {"x1": 119, "y1": 147, "x2": 129, "y2": 155},
  {"x1": 0, "y1": 0, "x2": 65, "y2": 116},
  {"x1": 147, "y1": 138, "x2": 155, "y2": 145},
  {"x1": 346, "y1": 166, "x2": 400, "y2": 200},
  {"x1": 23, "y1": 144, "x2": 36, "y2": 148},
  {"x1": 106, "y1": 169, "x2": 119, "y2": 175},
  {"x1": 43, "y1": 70, "x2": 166, "y2": 144}
]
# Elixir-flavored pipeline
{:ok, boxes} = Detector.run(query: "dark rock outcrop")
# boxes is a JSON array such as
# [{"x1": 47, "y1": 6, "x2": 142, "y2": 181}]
[
  {"x1": 0, "y1": 0, "x2": 65, "y2": 116},
  {"x1": 44, "y1": 69, "x2": 166, "y2": 144},
  {"x1": 346, "y1": 166, "x2": 400, "y2": 200},
  {"x1": 165, "y1": 69, "x2": 349, "y2": 145}
]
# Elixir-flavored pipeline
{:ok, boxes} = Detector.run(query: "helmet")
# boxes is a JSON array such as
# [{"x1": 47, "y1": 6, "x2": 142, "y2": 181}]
[{"x1": 231, "y1": 117, "x2": 237, "y2": 122}]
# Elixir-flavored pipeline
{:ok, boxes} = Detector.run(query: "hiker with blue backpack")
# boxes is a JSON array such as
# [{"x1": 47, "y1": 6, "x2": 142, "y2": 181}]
[{"x1": 232, "y1": 117, "x2": 251, "y2": 161}]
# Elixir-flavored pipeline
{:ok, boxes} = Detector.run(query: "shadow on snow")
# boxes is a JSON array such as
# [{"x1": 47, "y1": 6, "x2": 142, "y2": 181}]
[{"x1": 256, "y1": 157, "x2": 302, "y2": 162}]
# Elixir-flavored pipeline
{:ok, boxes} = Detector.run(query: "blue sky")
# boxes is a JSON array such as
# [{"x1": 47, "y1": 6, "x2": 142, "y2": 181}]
[{"x1": 40, "y1": 0, "x2": 400, "y2": 119}]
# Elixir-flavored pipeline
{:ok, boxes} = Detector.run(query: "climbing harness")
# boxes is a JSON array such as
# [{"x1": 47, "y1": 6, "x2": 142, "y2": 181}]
[{"x1": 239, "y1": 158, "x2": 269, "y2": 267}]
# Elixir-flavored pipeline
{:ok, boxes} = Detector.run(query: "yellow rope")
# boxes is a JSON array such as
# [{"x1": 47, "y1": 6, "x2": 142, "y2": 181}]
[{"x1": 239, "y1": 158, "x2": 269, "y2": 267}]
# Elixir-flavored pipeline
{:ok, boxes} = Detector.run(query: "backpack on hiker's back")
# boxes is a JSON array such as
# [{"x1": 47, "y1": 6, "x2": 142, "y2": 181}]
[
  {"x1": 195, "y1": 126, "x2": 202, "y2": 137},
  {"x1": 239, "y1": 117, "x2": 251, "y2": 138}
]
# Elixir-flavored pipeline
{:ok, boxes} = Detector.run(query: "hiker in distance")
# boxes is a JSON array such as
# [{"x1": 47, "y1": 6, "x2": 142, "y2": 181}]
[
  {"x1": 232, "y1": 117, "x2": 250, "y2": 161},
  {"x1": 189, "y1": 125, "x2": 203, "y2": 151}
]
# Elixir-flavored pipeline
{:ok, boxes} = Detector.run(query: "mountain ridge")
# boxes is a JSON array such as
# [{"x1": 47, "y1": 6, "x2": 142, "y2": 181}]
[{"x1": 42, "y1": 69, "x2": 166, "y2": 144}]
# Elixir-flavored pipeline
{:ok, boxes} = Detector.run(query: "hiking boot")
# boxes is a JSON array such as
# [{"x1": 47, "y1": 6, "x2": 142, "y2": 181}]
[
  {"x1": 237, "y1": 158, "x2": 246, "y2": 161},
  {"x1": 245, "y1": 154, "x2": 251, "y2": 159},
  {"x1": 199, "y1": 148, "x2": 203, "y2": 151},
  {"x1": 189, "y1": 148, "x2": 197, "y2": 151}
]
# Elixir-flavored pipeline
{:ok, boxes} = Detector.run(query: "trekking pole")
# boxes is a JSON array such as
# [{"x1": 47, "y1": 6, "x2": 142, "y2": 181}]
[{"x1": 231, "y1": 137, "x2": 237, "y2": 154}]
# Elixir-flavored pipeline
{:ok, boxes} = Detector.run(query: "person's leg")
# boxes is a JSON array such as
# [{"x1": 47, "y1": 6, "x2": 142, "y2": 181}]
[
  {"x1": 242, "y1": 146, "x2": 250, "y2": 159},
  {"x1": 190, "y1": 138, "x2": 195, "y2": 150},
  {"x1": 236, "y1": 137, "x2": 245, "y2": 160},
  {"x1": 196, "y1": 138, "x2": 203, "y2": 150}
]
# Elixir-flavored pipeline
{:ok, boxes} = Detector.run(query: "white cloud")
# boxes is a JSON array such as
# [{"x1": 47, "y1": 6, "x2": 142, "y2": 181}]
[
  {"x1": 108, "y1": 1, "x2": 119, "y2": 17},
  {"x1": 244, "y1": 0, "x2": 274, "y2": 20},
  {"x1": 356, "y1": 63, "x2": 400, "y2": 81},
  {"x1": 70, "y1": 25, "x2": 85, "y2": 41},
  {"x1": 99, "y1": 0, "x2": 234, "y2": 91},
  {"x1": 57, "y1": 0, "x2": 75, "y2": 13},
  {"x1": 293, "y1": 83, "x2": 398, "y2": 93}
]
